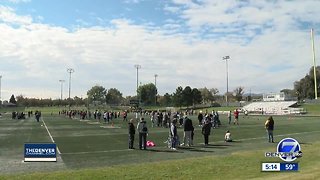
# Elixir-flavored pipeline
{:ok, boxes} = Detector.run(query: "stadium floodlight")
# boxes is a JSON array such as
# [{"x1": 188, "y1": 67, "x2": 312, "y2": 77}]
[
  {"x1": 59, "y1": 80, "x2": 65, "y2": 100},
  {"x1": 0, "y1": 75, "x2": 2, "y2": 105},
  {"x1": 222, "y1": 56, "x2": 230, "y2": 106},
  {"x1": 311, "y1": 29, "x2": 318, "y2": 99},
  {"x1": 67, "y1": 68, "x2": 75, "y2": 109},
  {"x1": 134, "y1": 64, "x2": 141, "y2": 105},
  {"x1": 154, "y1": 74, "x2": 158, "y2": 106}
]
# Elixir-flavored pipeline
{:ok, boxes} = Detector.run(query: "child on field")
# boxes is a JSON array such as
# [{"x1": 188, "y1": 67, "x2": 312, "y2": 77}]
[{"x1": 224, "y1": 130, "x2": 232, "y2": 142}]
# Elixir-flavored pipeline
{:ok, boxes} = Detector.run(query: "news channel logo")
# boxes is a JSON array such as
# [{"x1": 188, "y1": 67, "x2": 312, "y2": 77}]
[
  {"x1": 265, "y1": 138, "x2": 302, "y2": 162},
  {"x1": 24, "y1": 143, "x2": 57, "y2": 162}
]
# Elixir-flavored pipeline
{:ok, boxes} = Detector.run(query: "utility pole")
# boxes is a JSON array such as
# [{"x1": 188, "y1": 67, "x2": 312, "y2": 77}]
[
  {"x1": 311, "y1": 29, "x2": 318, "y2": 99},
  {"x1": 134, "y1": 64, "x2": 141, "y2": 106},
  {"x1": 59, "y1": 80, "x2": 65, "y2": 100},
  {"x1": 154, "y1": 74, "x2": 158, "y2": 106},
  {"x1": 67, "y1": 68, "x2": 75, "y2": 110},
  {"x1": 222, "y1": 56, "x2": 230, "y2": 106},
  {"x1": 0, "y1": 75, "x2": 2, "y2": 106}
]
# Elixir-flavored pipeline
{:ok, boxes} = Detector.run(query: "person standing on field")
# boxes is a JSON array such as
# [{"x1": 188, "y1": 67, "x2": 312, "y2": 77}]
[
  {"x1": 137, "y1": 118, "x2": 148, "y2": 150},
  {"x1": 202, "y1": 119, "x2": 212, "y2": 145},
  {"x1": 233, "y1": 109, "x2": 239, "y2": 125},
  {"x1": 35, "y1": 111, "x2": 41, "y2": 122},
  {"x1": 182, "y1": 116, "x2": 193, "y2": 146},
  {"x1": 170, "y1": 119, "x2": 178, "y2": 150},
  {"x1": 128, "y1": 119, "x2": 135, "y2": 149},
  {"x1": 123, "y1": 111, "x2": 128, "y2": 121},
  {"x1": 265, "y1": 116, "x2": 274, "y2": 143},
  {"x1": 227, "y1": 111, "x2": 232, "y2": 125},
  {"x1": 198, "y1": 111, "x2": 203, "y2": 126}
]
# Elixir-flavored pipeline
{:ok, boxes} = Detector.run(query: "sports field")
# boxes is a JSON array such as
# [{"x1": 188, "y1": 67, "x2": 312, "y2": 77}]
[{"x1": 0, "y1": 111, "x2": 319, "y2": 179}]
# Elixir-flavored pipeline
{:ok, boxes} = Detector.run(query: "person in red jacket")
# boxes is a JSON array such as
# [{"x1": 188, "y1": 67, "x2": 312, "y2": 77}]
[{"x1": 233, "y1": 109, "x2": 239, "y2": 125}]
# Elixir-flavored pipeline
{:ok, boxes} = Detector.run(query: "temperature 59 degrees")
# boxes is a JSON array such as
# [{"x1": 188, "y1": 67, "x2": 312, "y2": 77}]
[{"x1": 280, "y1": 163, "x2": 299, "y2": 171}]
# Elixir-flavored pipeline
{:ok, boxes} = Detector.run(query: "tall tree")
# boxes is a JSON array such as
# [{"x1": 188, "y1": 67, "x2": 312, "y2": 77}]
[
  {"x1": 182, "y1": 86, "x2": 193, "y2": 106},
  {"x1": 192, "y1": 88, "x2": 202, "y2": 106},
  {"x1": 74, "y1": 96, "x2": 85, "y2": 106},
  {"x1": 16, "y1": 95, "x2": 28, "y2": 106},
  {"x1": 138, "y1": 83, "x2": 157, "y2": 105},
  {"x1": 87, "y1": 85, "x2": 107, "y2": 104},
  {"x1": 233, "y1": 87, "x2": 245, "y2": 102},
  {"x1": 209, "y1": 88, "x2": 220, "y2": 101},
  {"x1": 199, "y1": 87, "x2": 213, "y2": 104},
  {"x1": 173, "y1": 86, "x2": 183, "y2": 107},
  {"x1": 159, "y1": 93, "x2": 172, "y2": 106},
  {"x1": 294, "y1": 66, "x2": 320, "y2": 99},
  {"x1": 280, "y1": 89, "x2": 295, "y2": 97},
  {"x1": 199, "y1": 87, "x2": 219, "y2": 103},
  {"x1": 9, "y1": 94, "x2": 17, "y2": 104},
  {"x1": 106, "y1": 88, "x2": 123, "y2": 105}
]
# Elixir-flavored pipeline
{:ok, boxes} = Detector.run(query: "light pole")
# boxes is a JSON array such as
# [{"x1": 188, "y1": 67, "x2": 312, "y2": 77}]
[
  {"x1": 67, "y1": 68, "x2": 75, "y2": 109},
  {"x1": 311, "y1": 29, "x2": 318, "y2": 99},
  {"x1": 139, "y1": 81, "x2": 142, "y2": 105},
  {"x1": 0, "y1": 75, "x2": 2, "y2": 106},
  {"x1": 222, "y1": 56, "x2": 230, "y2": 106},
  {"x1": 134, "y1": 64, "x2": 141, "y2": 106},
  {"x1": 59, "y1": 80, "x2": 65, "y2": 100},
  {"x1": 154, "y1": 74, "x2": 158, "y2": 106}
]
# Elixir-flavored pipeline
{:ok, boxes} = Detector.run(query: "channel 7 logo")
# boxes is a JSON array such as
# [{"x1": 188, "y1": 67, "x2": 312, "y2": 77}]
[{"x1": 277, "y1": 138, "x2": 302, "y2": 162}]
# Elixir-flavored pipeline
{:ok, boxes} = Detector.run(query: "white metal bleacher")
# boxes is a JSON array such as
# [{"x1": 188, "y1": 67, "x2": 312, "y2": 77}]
[{"x1": 242, "y1": 101, "x2": 300, "y2": 115}]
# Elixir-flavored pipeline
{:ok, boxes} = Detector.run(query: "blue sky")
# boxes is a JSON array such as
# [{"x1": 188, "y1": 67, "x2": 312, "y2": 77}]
[
  {"x1": 1, "y1": 0, "x2": 181, "y2": 30},
  {"x1": 0, "y1": 0, "x2": 319, "y2": 100}
]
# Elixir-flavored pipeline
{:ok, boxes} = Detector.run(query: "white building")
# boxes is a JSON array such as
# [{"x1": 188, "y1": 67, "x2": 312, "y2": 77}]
[{"x1": 263, "y1": 92, "x2": 293, "y2": 101}]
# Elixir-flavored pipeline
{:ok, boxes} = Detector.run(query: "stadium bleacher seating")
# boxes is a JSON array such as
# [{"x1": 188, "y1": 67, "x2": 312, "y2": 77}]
[{"x1": 242, "y1": 101, "x2": 305, "y2": 115}]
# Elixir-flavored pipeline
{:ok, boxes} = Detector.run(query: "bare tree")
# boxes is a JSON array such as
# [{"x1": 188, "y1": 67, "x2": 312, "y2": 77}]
[{"x1": 233, "y1": 87, "x2": 245, "y2": 102}]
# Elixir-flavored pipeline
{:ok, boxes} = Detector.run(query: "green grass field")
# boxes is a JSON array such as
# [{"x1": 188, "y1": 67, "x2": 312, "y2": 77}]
[{"x1": 0, "y1": 110, "x2": 319, "y2": 179}]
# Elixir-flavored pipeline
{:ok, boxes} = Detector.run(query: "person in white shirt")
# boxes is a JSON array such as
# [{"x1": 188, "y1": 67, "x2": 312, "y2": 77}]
[{"x1": 225, "y1": 130, "x2": 232, "y2": 142}]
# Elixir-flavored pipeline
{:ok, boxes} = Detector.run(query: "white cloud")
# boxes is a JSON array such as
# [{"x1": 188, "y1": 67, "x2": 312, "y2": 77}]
[
  {"x1": 124, "y1": 0, "x2": 144, "y2": 4},
  {"x1": 7, "y1": 0, "x2": 31, "y2": 3},
  {"x1": 0, "y1": 1, "x2": 320, "y2": 100},
  {"x1": 163, "y1": 5, "x2": 181, "y2": 13},
  {"x1": 0, "y1": 6, "x2": 32, "y2": 25}
]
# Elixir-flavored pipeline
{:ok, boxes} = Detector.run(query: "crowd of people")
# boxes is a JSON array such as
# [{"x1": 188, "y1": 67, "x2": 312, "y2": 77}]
[
  {"x1": 125, "y1": 109, "x2": 249, "y2": 151},
  {"x1": 12, "y1": 107, "x2": 274, "y2": 150},
  {"x1": 59, "y1": 109, "x2": 128, "y2": 122},
  {"x1": 126, "y1": 109, "x2": 275, "y2": 150}
]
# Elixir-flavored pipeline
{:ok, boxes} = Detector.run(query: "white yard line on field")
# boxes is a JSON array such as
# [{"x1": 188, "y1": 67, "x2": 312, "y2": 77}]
[
  {"x1": 41, "y1": 118, "x2": 61, "y2": 155},
  {"x1": 61, "y1": 149, "x2": 131, "y2": 155}
]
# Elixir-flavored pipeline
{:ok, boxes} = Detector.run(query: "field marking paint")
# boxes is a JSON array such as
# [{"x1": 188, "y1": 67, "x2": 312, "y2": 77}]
[
  {"x1": 100, "y1": 125, "x2": 121, "y2": 129},
  {"x1": 59, "y1": 130, "x2": 320, "y2": 155},
  {"x1": 87, "y1": 122, "x2": 100, "y2": 125},
  {"x1": 61, "y1": 149, "x2": 131, "y2": 155},
  {"x1": 41, "y1": 118, "x2": 61, "y2": 155}
]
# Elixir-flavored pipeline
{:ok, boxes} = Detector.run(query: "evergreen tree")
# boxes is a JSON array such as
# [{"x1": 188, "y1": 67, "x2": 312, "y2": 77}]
[{"x1": 9, "y1": 94, "x2": 17, "y2": 104}]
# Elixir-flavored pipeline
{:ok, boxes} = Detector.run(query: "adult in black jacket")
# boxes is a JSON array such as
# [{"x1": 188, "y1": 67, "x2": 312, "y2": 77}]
[
  {"x1": 198, "y1": 112, "x2": 203, "y2": 126},
  {"x1": 128, "y1": 119, "x2": 136, "y2": 149},
  {"x1": 182, "y1": 116, "x2": 193, "y2": 146},
  {"x1": 202, "y1": 119, "x2": 212, "y2": 145}
]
